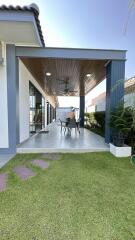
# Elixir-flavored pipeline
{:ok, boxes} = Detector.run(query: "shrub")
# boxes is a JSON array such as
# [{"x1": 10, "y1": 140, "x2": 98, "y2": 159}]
[
  {"x1": 110, "y1": 105, "x2": 132, "y2": 137},
  {"x1": 85, "y1": 111, "x2": 105, "y2": 129},
  {"x1": 85, "y1": 113, "x2": 95, "y2": 123},
  {"x1": 109, "y1": 105, "x2": 134, "y2": 146},
  {"x1": 94, "y1": 112, "x2": 105, "y2": 130}
]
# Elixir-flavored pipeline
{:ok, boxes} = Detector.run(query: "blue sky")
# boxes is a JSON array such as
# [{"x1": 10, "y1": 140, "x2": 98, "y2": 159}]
[
  {"x1": 1, "y1": 0, "x2": 135, "y2": 77},
  {"x1": 1, "y1": 0, "x2": 135, "y2": 107},
  {"x1": 42, "y1": 0, "x2": 134, "y2": 78}
]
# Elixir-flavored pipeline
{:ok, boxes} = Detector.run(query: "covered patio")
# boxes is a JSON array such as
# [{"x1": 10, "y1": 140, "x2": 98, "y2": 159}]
[
  {"x1": 17, "y1": 122, "x2": 109, "y2": 153},
  {"x1": 17, "y1": 46, "x2": 126, "y2": 137},
  {"x1": 5, "y1": 45, "x2": 126, "y2": 153}
]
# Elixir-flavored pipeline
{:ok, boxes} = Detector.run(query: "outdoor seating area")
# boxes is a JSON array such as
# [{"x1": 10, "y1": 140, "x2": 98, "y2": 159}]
[
  {"x1": 17, "y1": 122, "x2": 109, "y2": 153},
  {"x1": 59, "y1": 118, "x2": 80, "y2": 134}
]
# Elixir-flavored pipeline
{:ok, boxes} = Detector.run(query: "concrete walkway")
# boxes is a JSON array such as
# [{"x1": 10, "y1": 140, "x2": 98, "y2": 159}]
[
  {"x1": 32, "y1": 159, "x2": 49, "y2": 169},
  {"x1": 13, "y1": 166, "x2": 36, "y2": 180},
  {"x1": 17, "y1": 123, "x2": 109, "y2": 153},
  {"x1": 0, "y1": 158, "x2": 50, "y2": 192}
]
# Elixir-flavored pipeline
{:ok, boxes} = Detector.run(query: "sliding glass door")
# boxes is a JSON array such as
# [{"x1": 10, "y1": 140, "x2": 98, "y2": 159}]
[{"x1": 29, "y1": 82, "x2": 45, "y2": 135}]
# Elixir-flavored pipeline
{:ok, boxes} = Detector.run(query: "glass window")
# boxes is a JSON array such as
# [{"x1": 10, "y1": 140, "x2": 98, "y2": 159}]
[{"x1": 29, "y1": 82, "x2": 45, "y2": 135}]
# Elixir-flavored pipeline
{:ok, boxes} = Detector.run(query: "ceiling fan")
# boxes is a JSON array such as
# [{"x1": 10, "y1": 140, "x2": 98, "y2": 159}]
[
  {"x1": 64, "y1": 88, "x2": 78, "y2": 95},
  {"x1": 56, "y1": 77, "x2": 69, "y2": 84},
  {"x1": 57, "y1": 77, "x2": 78, "y2": 95}
]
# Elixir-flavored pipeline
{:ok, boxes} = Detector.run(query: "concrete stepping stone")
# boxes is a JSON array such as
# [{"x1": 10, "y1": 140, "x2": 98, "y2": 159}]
[
  {"x1": 41, "y1": 153, "x2": 61, "y2": 160},
  {"x1": 0, "y1": 173, "x2": 8, "y2": 192},
  {"x1": 14, "y1": 166, "x2": 35, "y2": 180},
  {"x1": 32, "y1": 159, "x2": 49, "y2": 169}
]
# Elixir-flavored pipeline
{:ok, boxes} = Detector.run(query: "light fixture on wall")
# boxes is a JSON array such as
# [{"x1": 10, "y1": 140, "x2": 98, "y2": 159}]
[{"x1": 46, "y1": 72, "x2": 52, "y2": 76}]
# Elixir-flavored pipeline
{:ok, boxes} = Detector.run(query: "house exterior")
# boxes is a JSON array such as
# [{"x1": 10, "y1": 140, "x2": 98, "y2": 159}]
[
  {"x1": 0, "y1": 3, "x2": 126, "y2": 154},
  {"x1": 86, "y1": 76, "x2": 135, "y2": 112},
  {"x1": 125, "y1": 76, "x2": 135, "y2": 107},
  {"x1": 0, "y1": 4, "x2": 58, "y2": 153}
]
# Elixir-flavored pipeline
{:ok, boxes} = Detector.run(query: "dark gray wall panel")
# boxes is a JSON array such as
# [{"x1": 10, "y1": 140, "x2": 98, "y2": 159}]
[
  {"x1": 105, "y1": 60, "x2": 125, "y2": 143},
  {"x1": 80, "y1": 96, "x2": 85, "y2": 127}
]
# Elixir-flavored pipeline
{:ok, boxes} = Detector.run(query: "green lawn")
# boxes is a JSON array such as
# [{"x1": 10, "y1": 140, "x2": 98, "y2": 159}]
[{"x1": 0, "y1": 152, "x2": 135, "y2": 240}]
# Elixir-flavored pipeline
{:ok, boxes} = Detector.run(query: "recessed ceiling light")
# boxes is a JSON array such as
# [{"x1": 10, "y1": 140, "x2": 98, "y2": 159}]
[
  {"x1": 86, "y1": 73, "x2": 91, "y2": 77},
  {"x1": 46, "y1": 72, "x2": 51, "y2": 76}
]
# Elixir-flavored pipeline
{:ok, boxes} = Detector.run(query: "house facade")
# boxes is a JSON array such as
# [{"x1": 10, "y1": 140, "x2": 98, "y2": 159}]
[
  {"x1": 87, "y1": 92, "x2": 106, "y2": 112},
  {"x1": 0, "y1": 4, "x2": 126, "y2": 154}
]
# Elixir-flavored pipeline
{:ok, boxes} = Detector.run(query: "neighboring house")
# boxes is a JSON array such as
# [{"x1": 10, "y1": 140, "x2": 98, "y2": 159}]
[
  {"x1": 0, "y1": 3, "x2": 126, "y2": 154},
  {"x1": 87, "y1": 92, "x2": 106, "y2": 112},
  {"x1": 125, "y1": 76, "x2": 135, "y2": 107},
  {"x1": 86, "y1": 76, "x2": 135, "y2": 112}
]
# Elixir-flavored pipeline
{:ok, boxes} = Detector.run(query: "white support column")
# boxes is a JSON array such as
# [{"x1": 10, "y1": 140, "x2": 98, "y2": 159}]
[
  {"x1": 105, "y1": 60, "x2": 125, "y2": 143},
  {"x1": 0, "y1": 44, "x2": 17, "y2": 154}
]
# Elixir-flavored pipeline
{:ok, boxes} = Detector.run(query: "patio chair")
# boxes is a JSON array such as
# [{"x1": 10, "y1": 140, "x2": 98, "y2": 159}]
[
  {"x1": 59, "y1": 119, "x2": 66, "y2": 132},
  {"x1": 68, "y1": 118, "x2": 80, "y2": 134},
  {"x1": 76, "y1": 118, "x2": 81, "y2": 133}
]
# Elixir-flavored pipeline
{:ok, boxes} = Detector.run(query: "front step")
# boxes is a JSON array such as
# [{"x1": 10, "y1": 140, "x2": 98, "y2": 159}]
[{"x1": 17, "y1": 147, "x2": 109, "y2": 153}]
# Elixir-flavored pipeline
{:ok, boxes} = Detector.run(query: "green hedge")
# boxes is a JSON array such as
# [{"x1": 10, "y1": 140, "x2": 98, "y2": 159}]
[
  {"x1": 84, "y1": 112, "x2": 105, "y2": 137},
  {"x1": 85, "y1": 110, "x2": 135, "y2": 149},
  {"x1": 85, "y1": 111, "x2": 105, "y2": 129}
]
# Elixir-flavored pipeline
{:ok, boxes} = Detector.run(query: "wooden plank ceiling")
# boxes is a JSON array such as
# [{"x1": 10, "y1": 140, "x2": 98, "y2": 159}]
[{"x1": 21, "y1": 57, "x2": 106, "y2": 96}]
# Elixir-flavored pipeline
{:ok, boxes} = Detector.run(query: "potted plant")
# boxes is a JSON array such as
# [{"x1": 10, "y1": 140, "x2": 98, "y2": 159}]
[
  {"x1": 125, "y1": 88, "x2": 135, "y2": 155},
  {"x1": 109, "y1": 105, "x2": 132, "y2": 157}
]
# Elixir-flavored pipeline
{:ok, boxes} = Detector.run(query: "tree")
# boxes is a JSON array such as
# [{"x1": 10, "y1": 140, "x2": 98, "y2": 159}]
[
  {"x1": 129, "y1": 0, "x2": 135, "y2": 9},
  {"x1": 124, "y1": 0, "x2": 135, "y2": 33}
]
